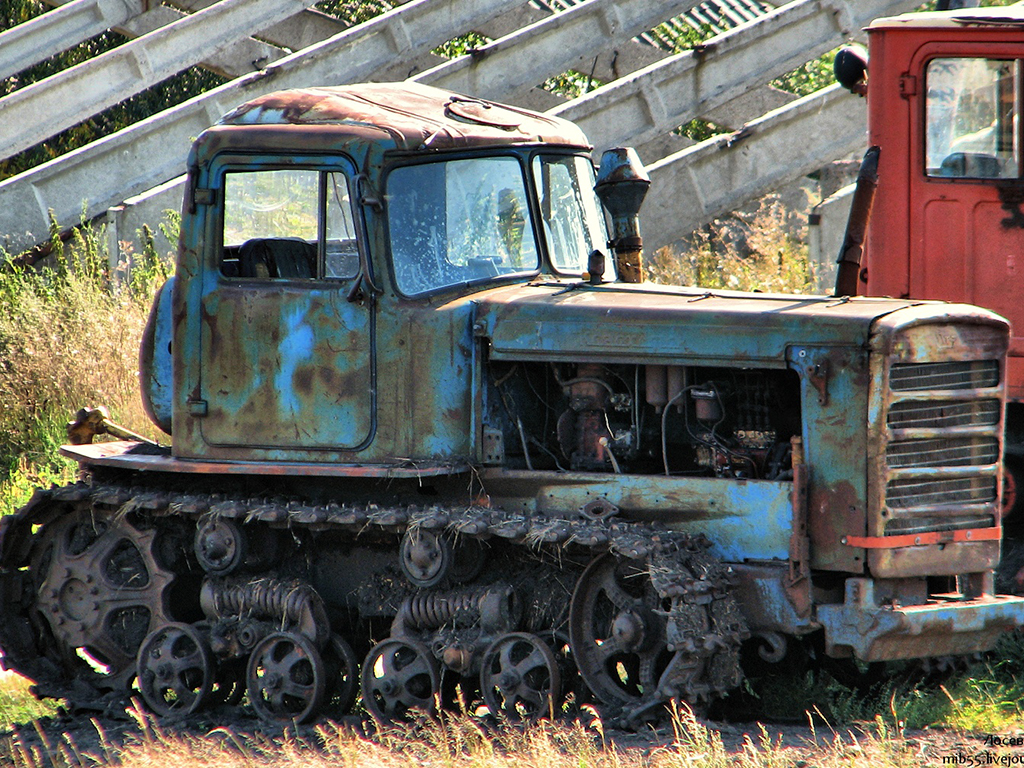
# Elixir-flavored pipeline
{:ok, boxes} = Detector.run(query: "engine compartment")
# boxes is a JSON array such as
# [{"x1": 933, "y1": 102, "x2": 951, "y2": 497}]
[{"x1": 483, "y1": 361, "x2": 802, "y2": 480}]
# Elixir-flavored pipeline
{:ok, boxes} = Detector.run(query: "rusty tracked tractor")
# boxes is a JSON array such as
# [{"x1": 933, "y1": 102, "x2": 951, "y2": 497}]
[{"x1": 2, "y1": 82, "x2": 1023, "y2": 725}]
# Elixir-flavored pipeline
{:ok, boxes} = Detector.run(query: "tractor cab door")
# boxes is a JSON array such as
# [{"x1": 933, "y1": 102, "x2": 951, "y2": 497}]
[
  {"x1": 910, "y1": 49, "x2": 1024, "y2": 399},
  {"x1": 198, "y1": 160, "x2": 375, "y2": 452}
]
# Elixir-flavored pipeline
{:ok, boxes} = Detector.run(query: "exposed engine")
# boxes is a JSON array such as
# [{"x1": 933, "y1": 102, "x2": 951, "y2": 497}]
[{"x1": 486, "y1": 361, "x2": 800, "y2": 480}]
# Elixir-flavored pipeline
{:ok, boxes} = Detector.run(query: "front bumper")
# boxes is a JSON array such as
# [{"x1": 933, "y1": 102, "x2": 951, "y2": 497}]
[{"x1": 817, "y1": 577, "x2": 1024, "y2": 661}]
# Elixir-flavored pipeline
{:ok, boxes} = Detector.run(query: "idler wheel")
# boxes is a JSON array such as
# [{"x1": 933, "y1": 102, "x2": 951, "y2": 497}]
[
  {"x1": 136, "y1": 622, "x2": 214, "y2": 716},
  {"x1": 568, "y1": 554, "x2": 670, "y2": 707},
  {"x1": 194, "y1": 517, "x2": 245, "y2": 575},
  {"x1": 480, "y1": 632, "x2": 561, "y2": 721},
  {"x1": 361, "y1": 638, "x2": 439, "y2": 722},
  {"x1": 399, "y1": 529, "x2": 451, "y2": 588},
  {"x1": 246, "y1": 631, "x2": 326, "y2": 723}
]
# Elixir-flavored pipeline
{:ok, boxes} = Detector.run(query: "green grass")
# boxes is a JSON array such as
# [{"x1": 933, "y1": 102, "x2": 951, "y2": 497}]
[
  {"x1": 0, "y1": 212, "x2": 172, "y2": 517},
  {"x1": 0, "y1": 674, "x2": 59, "y2": 729}
]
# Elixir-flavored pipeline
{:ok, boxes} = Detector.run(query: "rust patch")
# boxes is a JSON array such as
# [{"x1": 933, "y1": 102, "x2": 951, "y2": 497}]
[
  {"x1": 293, "y1": 367, "x2": 314, "y2": 396},
  {"x1": 317, "y1": 365, "x2": 339, "y2": 390},
  {"x1": 809, "y1": 479, "x2": 864, "y2": 572},
  {"x1": 201, "y1": 304, "x2": 221, "y2": 361}
]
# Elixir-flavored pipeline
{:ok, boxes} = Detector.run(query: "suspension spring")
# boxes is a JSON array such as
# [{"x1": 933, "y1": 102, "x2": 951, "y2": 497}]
[
  {"x1": 200, "y1": 577, "x2": 329, "y2": 645},
  {"x1": 393, "y1": 585, "x2": 517, "y2": 636}
]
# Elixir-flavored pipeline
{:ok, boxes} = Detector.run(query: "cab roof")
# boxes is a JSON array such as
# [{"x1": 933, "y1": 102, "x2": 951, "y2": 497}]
[
  {"x1": 213, "y1": 82, "x2": 591, "y2": 152},
  {"x1": 871, "y1": 5, "x2": 1024, "y2": 30}
]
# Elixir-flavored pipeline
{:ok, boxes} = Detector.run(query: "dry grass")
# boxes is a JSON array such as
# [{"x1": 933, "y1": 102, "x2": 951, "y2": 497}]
[
  {"x1": 0, "y1": 699, "x2": 998, "y2": 768},
  {"x1": 0, "y1": 215, "x2": 170, "y2": 514},
  {"x1": 647, "y1": 197, "x2": 815, "y2": 295}
]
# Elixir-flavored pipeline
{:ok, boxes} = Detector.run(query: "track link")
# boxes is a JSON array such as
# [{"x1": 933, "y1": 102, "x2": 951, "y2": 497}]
[{"x1": 0, "y1": 481, "x2": 748, "y2": 720}]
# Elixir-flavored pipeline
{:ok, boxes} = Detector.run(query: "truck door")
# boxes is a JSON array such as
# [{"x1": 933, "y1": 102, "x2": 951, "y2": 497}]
[
  {"x1": 199, "y1": 162, "x2": 374, "y2": 451},
  {"x1": 910, "y1": 51, "x2": 1024, "y2": 398}
]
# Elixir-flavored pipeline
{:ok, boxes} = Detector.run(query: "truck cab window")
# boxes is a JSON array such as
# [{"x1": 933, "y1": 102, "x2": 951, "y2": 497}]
[
  {"x1": 532, "y1": 154, "x2": 609, "y2": 274},
  {"x1": 221, "y1": 169, "x2": 359, "y2": 279},
  {"x1": 926, "y1": 58, "x2": 1019, "y2": 179},
  {"x1": 387, "y1": 156, "x2": 539, "y2": 296}
]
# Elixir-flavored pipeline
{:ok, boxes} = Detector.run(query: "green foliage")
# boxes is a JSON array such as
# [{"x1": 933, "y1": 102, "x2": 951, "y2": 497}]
[
  {"x1": 543, "y1": 70, "x2": 600, "y2": 100},
  {"x1": 676, "y1": 118, "x2": 722, "y2": 143},
  {"x1": 433, "y1": 31, "x2": 490, "y2": 60},
  {"x1": 314, "y1": 0, "x2": 394, "y2": 25},
  {"x1": 0, "y1": 673, "x2": 59, "y2": 729},
  {"x1": 648, "y1": 19, "x2": 717, "y2": 52},
  {"x1": 126, "y1": 215, "x2": 176, "y2": 300},
  {"x1": 772, "y1": 50, "x2": 838, "y2": 97}
]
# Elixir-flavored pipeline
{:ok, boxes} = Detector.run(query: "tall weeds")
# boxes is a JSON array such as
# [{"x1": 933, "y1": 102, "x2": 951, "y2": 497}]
[
  {"x1": 0, "y1": 212, "x2": 173, "y2": 512},
  {"x1": 647, "y1": 197, "x2": 815, "y2": 294}
]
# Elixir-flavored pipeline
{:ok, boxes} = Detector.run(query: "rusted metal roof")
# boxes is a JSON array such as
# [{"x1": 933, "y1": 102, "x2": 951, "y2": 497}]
[{"x1": 215, "y1": 82, "x2": 591, "y2": 152}]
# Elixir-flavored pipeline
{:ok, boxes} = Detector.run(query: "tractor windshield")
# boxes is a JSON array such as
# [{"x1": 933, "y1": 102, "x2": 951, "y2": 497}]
[
  {"x1": 532, "y1": 154, "x2": 609, "y2": 275},
  {"x1": 387, "y1": 156, "x2": 540, "y2": 296}
]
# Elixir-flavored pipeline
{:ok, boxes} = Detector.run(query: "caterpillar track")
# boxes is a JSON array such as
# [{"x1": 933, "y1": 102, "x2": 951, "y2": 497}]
[{"x1": 0, "y1": 481, "x2": 748, "y2": 725}]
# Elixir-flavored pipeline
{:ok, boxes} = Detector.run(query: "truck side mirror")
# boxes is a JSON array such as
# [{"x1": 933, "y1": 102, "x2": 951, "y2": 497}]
[{"x1": 834, "y1": 45, "x2": 869, "y2": 96}]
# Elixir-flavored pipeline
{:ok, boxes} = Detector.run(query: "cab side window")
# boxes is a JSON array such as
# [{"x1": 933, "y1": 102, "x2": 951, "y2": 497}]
[
  {"x1": 926, "y1": 58, "x2": 1019, "y2": 179},
  {"x1": 221, "y1": 169, "x2": 359, "y2": 279}
]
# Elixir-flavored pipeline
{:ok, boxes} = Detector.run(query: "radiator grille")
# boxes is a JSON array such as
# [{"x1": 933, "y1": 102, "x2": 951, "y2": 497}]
[
  {"x1": 884, "y1": 513, "x2": 994, "y2": 536},
  {"x1": 882, "y1": 358, "x2": 1001, "y2": 532},
  {"x1": 890, "y1": 360, "x2": 999, "y2": 391},
  {"x1": 887, "y1": 399, "x2": 1000, "y2": 430},
  {"x1": 886, "y1": 437, "x2": 999, "y2": 468},
  {"x1": 886, "y1": 476, "x2": 997, "y2": 509}
]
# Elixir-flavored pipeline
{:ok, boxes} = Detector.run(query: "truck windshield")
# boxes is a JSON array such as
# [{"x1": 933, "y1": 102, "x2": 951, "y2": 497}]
[
  {"x1": 926, "y1": 58, "x2": 1020, "y2": 178},
  {"x1": 532, "y1": 154, "x2": 608, "y2": 274},
  {"x1": 387, "y1": 156, "x2": 539, "y2": 296}
]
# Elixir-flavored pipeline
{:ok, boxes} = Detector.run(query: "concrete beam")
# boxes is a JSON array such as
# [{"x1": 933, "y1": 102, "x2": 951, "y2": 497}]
[
  {"x1": 29, "y1": 0, "x2": 287, "y2": 81},
  {"x1": 0, "y1": 0, "x2": 524, "y2": 254},
  {"x1": 0, "y1": 0, "x2": 146, "y2": 81},
  {"x1": 0, "y1": 0, "x2": 324, "y2": 160},
  {"x1": 642, "y1": 85, "x2": 867, "y2": 251},
  {"x1": 551, "y1": 0, "x2": 917, "y2": 153},
  {"x1": 808, "y1": 182, "x2": 856, "y2": 292},
  {"x1": 415, "y1": 0, "x2": 701, "y2": 105}
]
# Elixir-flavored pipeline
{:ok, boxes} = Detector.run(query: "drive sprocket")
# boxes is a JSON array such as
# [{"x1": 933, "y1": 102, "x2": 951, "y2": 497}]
[
  {"x1": 28, "y1": 499, "x2": 180, "y2": 694},
  {"x1": 568, "y1": 541, "x2": 748, "y2": 724}
]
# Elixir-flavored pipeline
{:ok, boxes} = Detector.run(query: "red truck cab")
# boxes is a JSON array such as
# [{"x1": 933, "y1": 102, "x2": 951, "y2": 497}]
[{"x1": 858, "y1": 7, "x2": 1024, "y2": 511}]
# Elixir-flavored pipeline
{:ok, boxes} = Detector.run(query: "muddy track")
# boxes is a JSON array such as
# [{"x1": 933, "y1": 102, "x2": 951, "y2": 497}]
[{"x1": 0, "y1": 480, "x2": 749, "y2": 728}]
